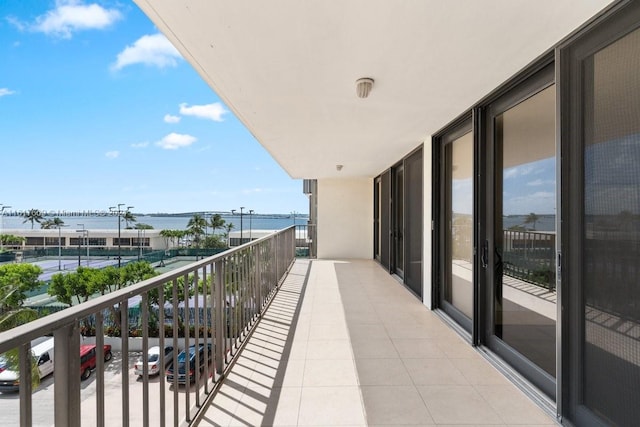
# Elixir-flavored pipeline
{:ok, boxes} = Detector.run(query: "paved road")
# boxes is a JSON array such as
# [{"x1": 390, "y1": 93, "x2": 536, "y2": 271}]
[{"x1": 0, "y1": 352, "x2": 205, "y2": 427}]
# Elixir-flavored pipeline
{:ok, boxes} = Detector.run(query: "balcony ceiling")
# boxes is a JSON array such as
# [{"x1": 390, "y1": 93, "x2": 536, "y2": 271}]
[{"x1": 135, "y1": 0, "x2": 611, "y2": 179}]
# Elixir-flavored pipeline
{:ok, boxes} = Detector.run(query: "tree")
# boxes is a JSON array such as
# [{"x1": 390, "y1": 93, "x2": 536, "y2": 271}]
[
  {"x1": 160, "y1": 229, "x2": 185, "y2": 248},
  {"x1": 40, "y1": 217, "x2": 65, "y2": 229},
  {"x1": 209, "y1": 214, "x2": 226, "y2": 235},
  {"x1": 0, "y1": 264, "x2": 43, "y2": 312},
  {"x1": 523, "y1": 212, "x2": 540, "y2": 230},
  {"x1": 223, "y1": 223, "x2": 235, "y2": 247},
  {"x1": 122, "y1": 211, "x2": 137, "y2": 229},
  {"x1": 48, "y1": 262, "x2": 158, "y2": 330},
  {"x1": 134, "y1": 223, "x2": 154, "y2": 230},
  {"x1": 202, "y1": 234, "x2": 227, "y2": 249},
  {"x1": 22, "y1": 209, "x2": 44, "y2": 229},
  {"x1": 187, "y1": 214, "x2": 207, "y2": 247},
  {"x1": 0, "y1": 234, "x2": 25, "y2": 248},
  {"x1": 48, "y1": 269, "x2": 93, "y2": 306},
  {"x1": 0, "y1": 264, "x2": 42, "y2": 390}
]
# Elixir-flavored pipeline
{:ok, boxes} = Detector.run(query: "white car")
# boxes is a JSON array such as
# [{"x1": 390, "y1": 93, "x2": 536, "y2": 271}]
[
  {"x1": 134, "y1": 345, "x2": 174, "y2": 376},
  {"x1": 0, "y1": 337, "x2": 55, "y2": 392}
]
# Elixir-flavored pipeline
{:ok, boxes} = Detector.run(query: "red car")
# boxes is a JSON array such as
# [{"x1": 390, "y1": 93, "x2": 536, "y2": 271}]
[{"x1": 80, "y1": 344, "x2": 112, "y2": 381}]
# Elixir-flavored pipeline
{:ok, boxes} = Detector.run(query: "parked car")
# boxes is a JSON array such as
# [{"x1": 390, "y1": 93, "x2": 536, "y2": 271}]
[
  {"x1": 134, "y1": 345, "x2": 174, "y2": 376},
  {"x1": 0, "y1": 337, "x2": 55, "y2": 393},
  {"x1": 80, "y1": 344, "x2": 112, "y2": 381},
  {"x1": 166, "y1": 343, "x2": 212, "y2": 385}
]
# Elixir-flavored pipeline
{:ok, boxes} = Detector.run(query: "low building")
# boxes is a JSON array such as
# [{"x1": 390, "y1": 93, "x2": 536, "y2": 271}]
[{"x1": 1, "y1": 228, "x2": 168, "y2": 252}]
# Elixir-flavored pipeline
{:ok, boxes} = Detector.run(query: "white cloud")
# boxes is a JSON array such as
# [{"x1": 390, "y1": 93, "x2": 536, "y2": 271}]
[
  {"x1": 163, "y1": 114, "x2": 181, "y2": 124},
  {"x1": 105, "y1": 150, "x2": 119, "y2": 159},
  {"x1": 504, "y1": 165, "x2": 536, "y2": 179},
  {"x1": 131, "y1": 142, "x2": 149, "y2": 148},
  {"x1": 179, "y1": 102, "x2": 228, "y2": 122},
  {"x1": 0, "y1": 88, "x2": 16, "y2": 97},
  {"x1": 155, "y1": 133, "x2": 196, "y2": 150},
  {"x1": 111, "y1": 34, "x2": 182, "y2": 71},
  {"x1": 242, "y1": 188, "x2": 266, "y2": 195},
  {"x1": 30, "y1": 1, "x2": 122, "y2": 39},
  {"x1": 527, "y1": 179, "x2": 554, "y2": 187}
]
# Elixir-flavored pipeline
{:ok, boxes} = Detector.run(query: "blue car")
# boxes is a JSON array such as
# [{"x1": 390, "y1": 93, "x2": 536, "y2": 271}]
[{"x1": 166, "y1": 343, "x2": 212, "y2": 384}]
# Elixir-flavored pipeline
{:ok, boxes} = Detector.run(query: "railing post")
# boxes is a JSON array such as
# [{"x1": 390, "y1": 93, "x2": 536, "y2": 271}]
[
  {"x1": 19, "y1": 341, "x2": 32, "y2": 427},
  {"x1": 121, "y1": 299, "x2": 129, "y2": 427},
  {"x1": 255, "y1": 244, "x2": 262, "y2": 315},
  {"x1": 96, "y1": 312, "x2": 105, "y2": 427},
  {"x1": 214, "y1": 259, "x2": 224, "y2": 375},
  {"x1": 54, "y1": 322, "x2": 80, "y2": 427}
]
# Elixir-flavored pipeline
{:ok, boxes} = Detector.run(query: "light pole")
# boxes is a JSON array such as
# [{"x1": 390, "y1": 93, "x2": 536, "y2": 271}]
[
  {"x1": 137, "y1": 228, "x2": 146, "y2": 261},
  {"x1": 249, "y1": 210, "x2": 254, "y2": 242},
  {"x1": 56, "y1": 224, "x2": 68, "y2": 270},
  {"x1": 76, "y1": 224, "x2": 84, "y2": 267},
  {"x1": 0, "y1": 204, "x2": 11, "y2": 251},
  {"x1": 109, "y1": 204, "x2": 134, "y2": 268}
]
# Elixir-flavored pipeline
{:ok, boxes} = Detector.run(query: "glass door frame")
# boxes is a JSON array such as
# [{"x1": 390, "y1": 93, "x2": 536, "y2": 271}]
[
  {"x1": 481, "y1": 59, "x2": 557, "y2": 399},
  {"x1": 392, "y1": 162, "x2": 405, "y2": 279},
  {"x1": 560, "y1": 1, "x2": 640, "y2": 424},
  {"x1": 434, "y1": 114, "x2": 475, "y2": 334}
]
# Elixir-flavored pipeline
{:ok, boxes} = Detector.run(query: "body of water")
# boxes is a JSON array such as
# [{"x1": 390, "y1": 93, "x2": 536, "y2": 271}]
[{"x1": 1, "y1": 214, "x2": 309, "y2": 232}]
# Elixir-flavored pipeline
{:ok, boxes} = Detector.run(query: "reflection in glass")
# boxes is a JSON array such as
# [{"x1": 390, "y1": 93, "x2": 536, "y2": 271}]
[
  {"x1": 445, "y1": 131, "x2": 473, "y2": 318},
  {"x1": 494, "y1": 84, "x2": 556, "y2": 377},
  {"x1": 582, "y1": 27, "x2": 640, "y2": 425},
  {"x1": 395, "y1": 167, "x2": 404, "y2": 277}
]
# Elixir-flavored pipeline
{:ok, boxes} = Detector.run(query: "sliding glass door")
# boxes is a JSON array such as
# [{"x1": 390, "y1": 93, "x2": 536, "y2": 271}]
[
  {"x1": 438, "y1": 119, "x2": 474, "y2": 331},
  {"x1": 484, "y1": 63, "x2": 557, "y2": 398},
  {"x1": 562, "y1": 3, "x2": 640, "y2": 424}
]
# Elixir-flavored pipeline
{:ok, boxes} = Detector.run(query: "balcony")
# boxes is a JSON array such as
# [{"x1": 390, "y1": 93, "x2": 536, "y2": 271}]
[
  {"x1": 0, "y1": 226, "x2": 554, "y2": 426},
  {"x1": 198, "y1": 259, "x2": 556, "y2": 426}
]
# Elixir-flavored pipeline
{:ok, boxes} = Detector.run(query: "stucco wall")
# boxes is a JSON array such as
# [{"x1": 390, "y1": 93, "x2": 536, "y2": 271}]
[{"x1": 317, "y1": 178, "x2": 373, "y2": 259}]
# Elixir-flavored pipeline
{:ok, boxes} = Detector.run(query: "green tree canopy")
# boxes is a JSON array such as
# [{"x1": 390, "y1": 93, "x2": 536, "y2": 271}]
[
  {"x1": 40, "y1": 217, "x2": 65, "y2": 229},
  {"x1": 0, "y1": 264, "x2": 42, "y2": 312},
  {"x1": 0, "y1": 234, "x2": 25, "y2": 247},
  {"x1": 134, "y1": 223, "x2": 154, "y2": 230},
  {"x1": 0, "y1": 263, "x2": 42, "y2": 389}
]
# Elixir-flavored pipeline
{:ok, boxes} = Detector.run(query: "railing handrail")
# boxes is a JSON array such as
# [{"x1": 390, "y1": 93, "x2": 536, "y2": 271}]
[{"x1": 0, "y1": 226, "x2": 295, "y2": 356}]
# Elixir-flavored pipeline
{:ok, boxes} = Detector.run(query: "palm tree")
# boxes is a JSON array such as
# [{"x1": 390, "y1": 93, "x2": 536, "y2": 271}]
[
  {"x1": 134, "y1": 223, "x2": 154, "y2": 230},
  {"x1": 122, "y1": 211, "x2": 137, "y2": 229},
  {"x1": 22, "y1": 209, "x2": 44, "y2": 229},
  {"x1": 523, "y1": 212, "x2": 540, "y2": 230},
  {"x1": 187, "y1": 214, "x2": 207, "y2": 247},
  {"x1": 209, "y1": 213, "x2": 226, "y2": 235},
  {"x1": 40, "y1": 217, "x2": 65, "y2": 229},
  {"x1": 223, "y1": 223, "x2": 235, "y2": 247}
]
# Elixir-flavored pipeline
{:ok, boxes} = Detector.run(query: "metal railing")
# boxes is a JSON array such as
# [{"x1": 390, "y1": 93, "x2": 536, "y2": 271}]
[
  {"x1": 0, "y1": 226, "x2": 296, "y2": 427},
  {"x1": 294, "y1": 224, "x2": 315, "y2": 258},
  {"x1": 503, "y1": 230, "x2": 556, "y2": 290}
]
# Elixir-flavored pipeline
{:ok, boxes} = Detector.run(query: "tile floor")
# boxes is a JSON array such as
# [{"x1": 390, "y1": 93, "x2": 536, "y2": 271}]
[{"x1": 198, "y1": 259, "x2": 557, "y2": 426}]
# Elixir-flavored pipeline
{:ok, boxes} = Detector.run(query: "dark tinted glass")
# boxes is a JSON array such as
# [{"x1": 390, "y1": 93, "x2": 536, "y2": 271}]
[{"x1": 582, "y1": 26, "x2": 640, "y2": 426}]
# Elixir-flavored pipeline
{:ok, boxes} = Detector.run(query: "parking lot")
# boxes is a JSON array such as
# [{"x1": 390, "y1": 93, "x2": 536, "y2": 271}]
[{"x1": 0, "y1": 351, "x2": 204, "y2": 427}]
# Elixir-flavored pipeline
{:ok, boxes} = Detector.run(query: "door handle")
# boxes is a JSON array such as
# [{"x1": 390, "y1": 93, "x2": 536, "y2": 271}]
[{"x1": 481, "y1": 240, "x2": 489, "y2": 268}]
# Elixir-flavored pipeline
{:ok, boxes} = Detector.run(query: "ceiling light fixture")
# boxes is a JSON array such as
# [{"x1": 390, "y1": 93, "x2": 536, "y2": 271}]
[{"x1": 355, "y1": 77, "x2": 374, "y2": 98}]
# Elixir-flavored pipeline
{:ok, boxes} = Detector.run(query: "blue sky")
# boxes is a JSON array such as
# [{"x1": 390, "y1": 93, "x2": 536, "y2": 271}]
[{"x1": 0, "y1": 1, "x2": 308, "y2": 215}]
